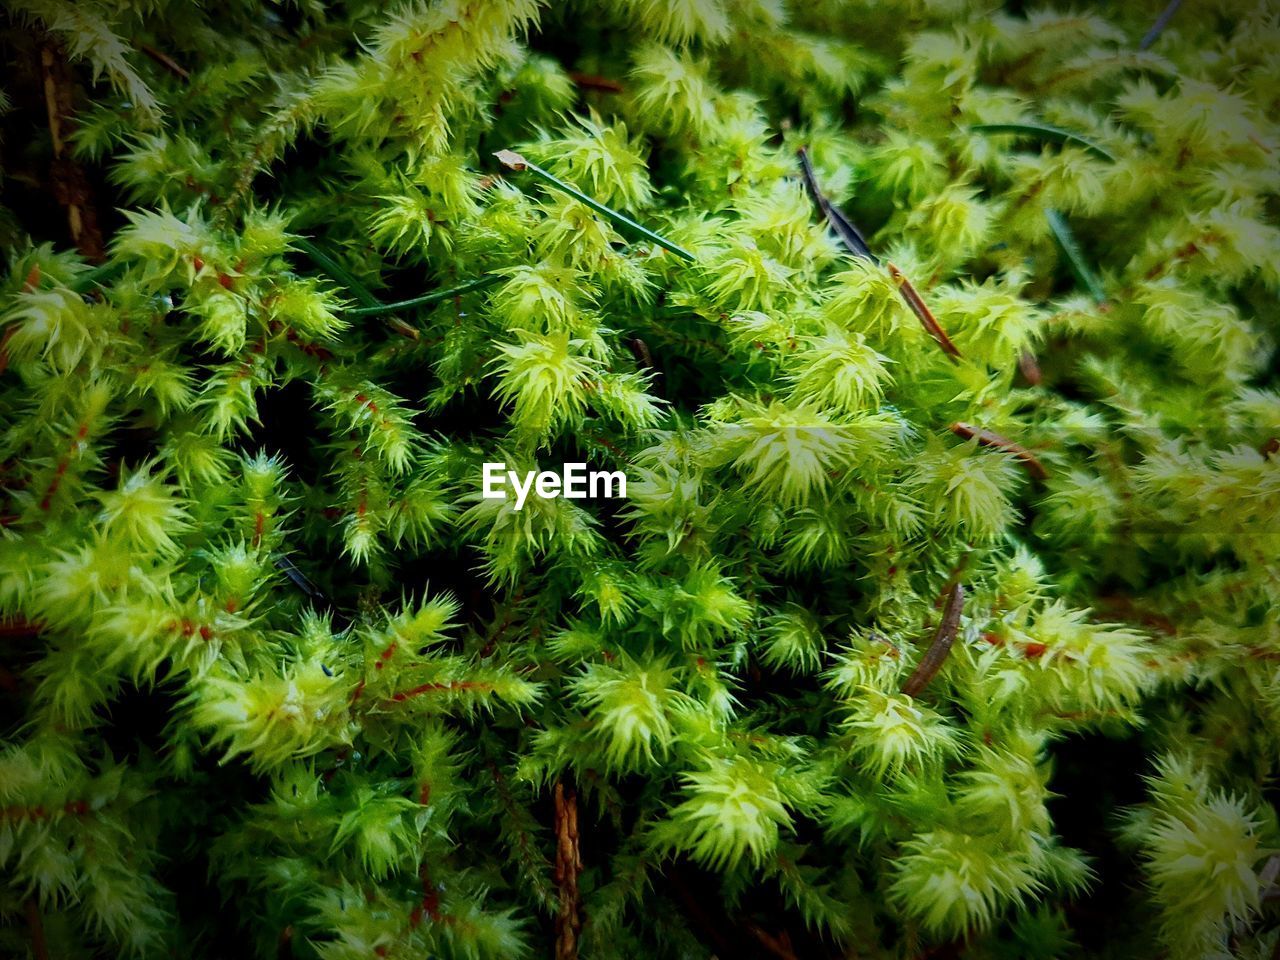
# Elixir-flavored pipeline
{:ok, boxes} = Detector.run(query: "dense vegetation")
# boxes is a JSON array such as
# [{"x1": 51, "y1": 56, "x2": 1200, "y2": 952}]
[{"x1": 1, "y1": 1, "x2": 1279, "y2": 958}]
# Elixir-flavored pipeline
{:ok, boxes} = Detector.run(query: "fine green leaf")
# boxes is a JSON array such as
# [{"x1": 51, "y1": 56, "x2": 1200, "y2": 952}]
[
  {"x1": 1046, "y1": 208, "x2": 1108, "y2": 302},
  {"x1": 970, "y1": 122, "x2": 1116, "y2": 162}
]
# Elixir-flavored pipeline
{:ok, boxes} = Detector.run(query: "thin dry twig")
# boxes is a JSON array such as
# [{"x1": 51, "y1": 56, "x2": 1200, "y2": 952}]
[
  {"x1": 887, "y1": 263, "x2": 962, "y2": 360},
  {"x1": 40, "y1": 43, "x2": 104, "y2": 262},
  {"x1": 136, "y1": 42, "x2": 190, "y2": 81},
  {"x1": 570, "y1": 71, "x2": 623, "y2": 93},
  {"x1": 950, "y1": 421, "x2": 1048, "y2": 480},
  {"x1": 795, "y1": 148, "x2": 963, "y2": 361},
  {"x1": 26, "y1": 898, "x2": 49, "y2": 960},
  {"x1": 554, "y1": 780, "x2": 583, "y2": 960},
  {"x1": 902, "y1": 584, "x2": 964, "y2": 698},
  {"x1": 744, "y1": 921, "x2": 800, "y2": 960}
]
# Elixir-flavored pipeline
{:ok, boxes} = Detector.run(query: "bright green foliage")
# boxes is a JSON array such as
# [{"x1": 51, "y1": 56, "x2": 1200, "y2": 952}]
[{"x1": 1, "y1": 1, "x2": 1279, "y2": 959}]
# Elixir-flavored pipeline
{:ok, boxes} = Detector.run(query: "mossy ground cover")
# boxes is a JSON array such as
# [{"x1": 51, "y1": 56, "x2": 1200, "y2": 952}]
[{"x1": 1, "y1": 2, "x2": 1279, "y2": 958}]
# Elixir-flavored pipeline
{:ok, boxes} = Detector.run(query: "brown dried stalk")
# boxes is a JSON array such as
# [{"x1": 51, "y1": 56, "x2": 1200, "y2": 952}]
[
  {"x1": 40, "y1": 43, "x2": 105, "y2": 262},
  {"x1": 950, "y1": 421, "x2": 1048, "y2": 480},
  {"x1": 886, "y1": 263, "x2": 962, "y2": 360},
  {"x1": 1017, "y1": 350, "x2": 1043, "y2": 386},
  {"x1": 136, "y1": 42, "x2": 190, "y2": 81},
  {"x1": 554, "y1": 780, "x2": 583, "y2": 960},
  {"x1": 744, "y1": 921, "x2": 800, "y2": 960},
  {"x1": 386, "y1": 317, "x2": 422, "y2": 341},
  {"x1": 795, "y1": 148, "x2": 965, "y2": 365},
  {"x1": 26, "y1": 899, "x2": 49, "y2": 960},
  {"x1": 902, "y1": 583, "x2": 964, "y2": 698},
  {"x1": 627, "y1": 337, "x2": 654, "y2": 369},
  {"x1": 570, "y1": 71, "x2": 623, "y2": 93}
]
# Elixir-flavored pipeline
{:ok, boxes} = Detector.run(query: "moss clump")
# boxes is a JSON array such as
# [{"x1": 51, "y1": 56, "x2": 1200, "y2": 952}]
[{"x1": 1, "y1": 1, "x2": 1279, "y2": 958}]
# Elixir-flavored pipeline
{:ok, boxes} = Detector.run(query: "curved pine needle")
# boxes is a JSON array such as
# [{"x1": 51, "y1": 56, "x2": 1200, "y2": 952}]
[
  {"x1": 495, "y1": 149, "x2": 696, "y2": 262},
  {"x1": 902, "y1": 584, "x2": 964, "y2": 698},
  {"x1": 970, "y1": 122, "x2": 1116, "y2": 162},
  {"x1": 345, "y1": 274, "x2": 503, "y2": 317},
  {"x1": 797, "y1": 146, "x2": 877, "y2": 263},
  {"x1": 293, "y1": 237, "x2": 381, "y2": 308}
]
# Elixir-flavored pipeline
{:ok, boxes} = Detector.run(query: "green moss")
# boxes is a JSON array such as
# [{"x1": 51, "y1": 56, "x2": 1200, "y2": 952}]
[{"x1": 1, "y1": 1, "x2": 1279, "y2": 958}]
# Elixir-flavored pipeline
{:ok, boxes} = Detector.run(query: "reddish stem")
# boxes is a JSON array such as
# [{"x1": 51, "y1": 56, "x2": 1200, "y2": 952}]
[{"x1": 950, "y1": 421, "x2": 1048, "y2": 480}]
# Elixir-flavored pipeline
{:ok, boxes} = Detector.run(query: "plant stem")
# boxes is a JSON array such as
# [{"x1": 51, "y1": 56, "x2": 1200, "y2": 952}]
[
  {"x1": 887, "y1": 263, "x2": 962, "y2": 360},
  {"x1": 40, "y1": 42, "x2": 104, "y2": 263},
  {"x1": 293, "y1": 237, "x2": 380, "y2": 307},
  {"x1": 951, "y1": 422, "x2": 1048, "y2": 479},
  {"x1": 902, "y1": 584, "x2": 965, "y2": 698},
  {"x1": 553, "y1": 780, "x2": 583, "y2": 960},
  {"x1": 136, "y1": 42, "x2": 190, "y2": 81},
  {"x1": 26, "y1": 898, "x2": 49, "y2": 960}
]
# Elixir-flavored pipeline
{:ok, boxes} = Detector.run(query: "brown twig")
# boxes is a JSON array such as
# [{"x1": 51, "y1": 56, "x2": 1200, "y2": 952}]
[
  {"x1": 886, "y1": 263, "x2": 962, "y2": 360},
  {"x1": 1017, "y1": 350, "x2": 1042, "y2": 386},
  {"x1": 554, "y1": 780, "x2": 583, "y2": 960},
  {"x1": 136, "y1": 42, "x2": 190, "y2": 81},
  {"x1": 744, "y1": 921, "x2": 800, "y2": 960},
  {"x1": 902, "y1": 584, "x2": 964, "y2": 698},
  {"x1": 26, "y1": 898, "x2": 49, "y2": 960},
  {"x1": 0, "y1": 619, "x2": 45, "y2": 639},
  {"x1": 40, "y1": 43, "x2": 105, "y2": 262},
  {"x1": 386, "y1": 317, "x2": 422, "y2": 341},
  {"x1": 569, "y1": 72, "x2": 623, "y2": 93},
  {"x1": 950, "y1": 422, "x2": 1048, "y2": 480},
  {"x1": 664, "y1": 868, "x2": 737, "y2": 956}
]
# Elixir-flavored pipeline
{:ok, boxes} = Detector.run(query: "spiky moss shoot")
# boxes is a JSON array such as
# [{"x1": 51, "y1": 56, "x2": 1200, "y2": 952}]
[
  {"x1": 662, "y1": 756, "x2": 793, "y2": 871},
  {"x1": 1124, "y1": 755, "x2": 1273, "y2": 960},
  {"x1": 890, "y1": 828, "x2": 1045, "y2": 937},
  {"x1": 570, "y1": 655, "x2": 686, "y2": 769},
  {"x1": 842, "y1": 689, "x2": 962, "y2": 779}
]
